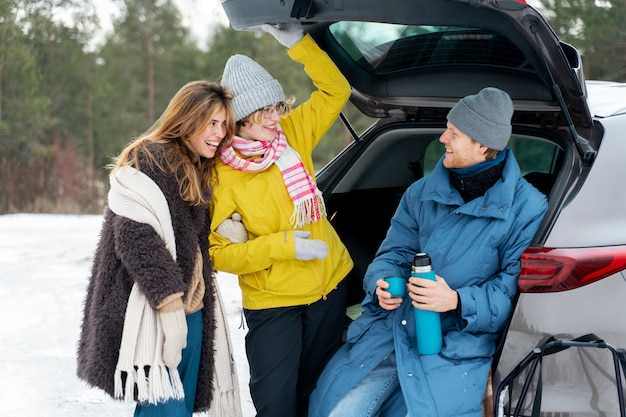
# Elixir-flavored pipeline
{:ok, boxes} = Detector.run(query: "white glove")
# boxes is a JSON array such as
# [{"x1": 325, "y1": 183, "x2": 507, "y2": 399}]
[
  {"x1": 262, "y1": 23, "x2": 304, "y2": 48},
  {"x1": 159, "y1": 309, "x2": 187, "y2": 369},
  {"x1": 294, "y1": 230, "x2": 328, "y2": 260},
  {"x1": 216, "y1": 212, "x2": 248, "y2": 243}
]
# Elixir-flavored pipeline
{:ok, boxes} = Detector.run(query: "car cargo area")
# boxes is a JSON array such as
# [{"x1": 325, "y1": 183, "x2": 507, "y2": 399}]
[{"x1": 323, "y1": 126, "x2": 563, "y2": 307}]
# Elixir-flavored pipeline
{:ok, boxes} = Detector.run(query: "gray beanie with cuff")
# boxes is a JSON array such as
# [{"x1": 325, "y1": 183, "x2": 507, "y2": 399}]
[
  {"x1": 446, "y1": 87, "x2": 513, "y2": 151},
  {"x1": 221, "y1": 54, "x2": 285, "y2": 121}
]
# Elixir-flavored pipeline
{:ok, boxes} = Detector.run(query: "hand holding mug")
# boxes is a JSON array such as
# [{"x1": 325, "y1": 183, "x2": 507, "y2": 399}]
[{"x1": 376, "y1": 277, "x2": 407, "y2": 310}]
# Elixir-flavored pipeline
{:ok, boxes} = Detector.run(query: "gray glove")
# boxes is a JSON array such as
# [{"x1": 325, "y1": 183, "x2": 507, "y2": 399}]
[
  {"x1": 216, "y1": 212, "x2": 248, "y2": 243},
  {"x1": 262, "y1": 23, "x2": 304, "y2": 48},
  {"x1": 294, "y1": 230, "x2": 328, "y2": 260},
  {"x1": 160, "y1": 309, "x2": 187, "y2": 369}
]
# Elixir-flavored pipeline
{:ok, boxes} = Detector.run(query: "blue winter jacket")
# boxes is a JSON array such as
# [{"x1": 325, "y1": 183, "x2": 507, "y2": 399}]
[{"x1": 309, "y1": 148, "x2": 548, "y2": 417}]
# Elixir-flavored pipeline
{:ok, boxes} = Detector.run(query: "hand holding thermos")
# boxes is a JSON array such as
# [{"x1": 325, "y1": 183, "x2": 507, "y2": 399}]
[
  {"x1": 377, "y1": 252, "x2": 446, "y2": 355},
  {"x1": 410, "y1": 253, "x2": 442, "y2": 355}
]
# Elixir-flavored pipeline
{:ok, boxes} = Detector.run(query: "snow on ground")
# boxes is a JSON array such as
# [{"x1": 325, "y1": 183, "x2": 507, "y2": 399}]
[{"x1": 0, "y1": 214, "x2": 255, "y2": 416}]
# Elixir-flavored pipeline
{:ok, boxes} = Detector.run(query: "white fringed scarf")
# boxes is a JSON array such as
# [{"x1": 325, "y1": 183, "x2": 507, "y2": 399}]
[
  {"x1": 108, "y1": 166, "x2": 242, "y2": 416},
  {"x1": 219, "y1": 127, "x2": 326, "y2": 228}
]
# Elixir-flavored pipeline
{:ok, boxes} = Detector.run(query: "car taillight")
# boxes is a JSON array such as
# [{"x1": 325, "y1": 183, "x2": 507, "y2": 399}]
[{"x1": 519, "y1": 246, "x2": 626, "y2": 293}]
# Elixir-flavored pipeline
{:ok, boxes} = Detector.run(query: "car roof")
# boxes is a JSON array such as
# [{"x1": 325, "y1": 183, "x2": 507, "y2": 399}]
[
  {"x1": 586, "y1": 81, "x2": 626, "y2": 117},
  {"x1": 220, "y1": 0, "x2": 594, "y2": 144}
]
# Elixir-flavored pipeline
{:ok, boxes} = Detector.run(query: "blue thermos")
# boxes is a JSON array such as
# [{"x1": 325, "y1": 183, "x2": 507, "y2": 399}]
[{"x1": 411, "y1": 252, "x2": 443, "y2": 354}]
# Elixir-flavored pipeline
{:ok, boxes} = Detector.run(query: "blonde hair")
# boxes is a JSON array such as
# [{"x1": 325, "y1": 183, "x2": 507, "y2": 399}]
[
  {"x1": 111, "y1": 81, "x2": 235, "y2": 207},
  {"x1": 484, "y1": 148, "x2": 500, "y2": 160},
  {"x1": 237, "y1": 96, "x2": 296, "y2": 128}
]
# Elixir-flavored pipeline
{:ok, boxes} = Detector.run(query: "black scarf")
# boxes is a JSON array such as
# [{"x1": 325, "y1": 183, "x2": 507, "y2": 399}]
[{"x1": 449, "y1": 160, "x2": 505, "y2": 202}]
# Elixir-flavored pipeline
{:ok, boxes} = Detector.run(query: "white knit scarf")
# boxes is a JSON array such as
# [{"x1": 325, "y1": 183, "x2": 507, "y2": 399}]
[
  {"x1": 108, "y1": 166, "x2": 242, "y2": 416},
  {"x1": 219, "y1": 127, "x2": 326, "y2": 228}
]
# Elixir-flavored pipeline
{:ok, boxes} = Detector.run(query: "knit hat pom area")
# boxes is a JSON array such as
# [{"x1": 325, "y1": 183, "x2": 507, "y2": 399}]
[
  {"x1": 446, "y1": 87, "x2": 514, "y2": 151},
  {"x1": 221, "y1": 54, "x2": 285, "y2": 121}
]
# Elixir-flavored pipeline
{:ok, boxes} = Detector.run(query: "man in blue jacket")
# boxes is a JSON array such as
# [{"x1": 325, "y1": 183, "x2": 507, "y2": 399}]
[{"x1": 309, "y1": 87, "x2": 548, "y2": 417}]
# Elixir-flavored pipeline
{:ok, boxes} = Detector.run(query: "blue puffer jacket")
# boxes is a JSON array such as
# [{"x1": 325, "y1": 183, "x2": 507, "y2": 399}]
[{"x1": 310, "y1": 148, "x2": 548, "y2": 417}]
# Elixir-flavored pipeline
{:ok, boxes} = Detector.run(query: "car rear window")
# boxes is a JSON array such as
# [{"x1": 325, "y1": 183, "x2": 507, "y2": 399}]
[{"x1": 329, "y1": 22, "x2": 531, "y2": 75}]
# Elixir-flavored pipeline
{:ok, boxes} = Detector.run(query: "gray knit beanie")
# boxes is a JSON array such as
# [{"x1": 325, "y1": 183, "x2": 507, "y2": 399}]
[
  {"x1": 447, "y1": 87, "x2": 513, "y2": 151},
  {"x1": 221, "y1": 54, "x2": 285, "y2": 121}
]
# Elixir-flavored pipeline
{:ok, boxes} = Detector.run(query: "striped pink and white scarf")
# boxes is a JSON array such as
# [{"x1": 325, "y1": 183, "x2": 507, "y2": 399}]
[{"x1": 219, "y1": 127, "x2": 326, "y2": 228}]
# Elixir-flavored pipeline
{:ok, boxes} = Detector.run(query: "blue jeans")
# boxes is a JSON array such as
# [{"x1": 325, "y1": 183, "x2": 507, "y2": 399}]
[
  {"x1": 134, "y1": 310, "x2": 203, "y2": 417},
  {"x1": 328, "y1": 352, "x2": 408, "y2": 417}
]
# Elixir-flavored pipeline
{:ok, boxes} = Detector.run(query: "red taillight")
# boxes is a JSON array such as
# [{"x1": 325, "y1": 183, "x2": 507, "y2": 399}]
[
  {"x1": 519, "y1": 246, "x2": 626, "y2": 293},
  {"x1": 496, "y1": 0, "x2": 528, "y2": 5}
]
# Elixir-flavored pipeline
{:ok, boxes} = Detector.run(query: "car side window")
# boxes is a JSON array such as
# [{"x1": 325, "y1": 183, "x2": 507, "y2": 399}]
[
  {"x1": 508, "y1": 137, "x2": 561, "y2": 177},
  {"x1": 423, "y1": 139, "x2": 446, "y2": 176}
]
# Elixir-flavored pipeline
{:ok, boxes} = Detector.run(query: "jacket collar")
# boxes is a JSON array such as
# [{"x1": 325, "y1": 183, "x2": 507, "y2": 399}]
[{"x1": 422, "y1": 148, "x2": 521, "y2": 220}]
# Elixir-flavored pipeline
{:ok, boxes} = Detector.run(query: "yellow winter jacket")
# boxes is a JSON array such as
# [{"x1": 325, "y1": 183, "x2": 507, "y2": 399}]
[{"x1": 209, "y1": 34, "x2": 353, "y2": 310}]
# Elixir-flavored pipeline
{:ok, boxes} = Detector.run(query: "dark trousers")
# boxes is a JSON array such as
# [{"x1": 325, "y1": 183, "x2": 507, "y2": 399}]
[{"x1": 244, "y1": 279, "x2": 347, "y2": 417}]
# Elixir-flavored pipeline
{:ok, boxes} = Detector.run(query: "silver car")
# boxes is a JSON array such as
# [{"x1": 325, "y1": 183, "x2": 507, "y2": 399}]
[{"x1": 220, "y1": 0, "x2": 626, "y2": 415}]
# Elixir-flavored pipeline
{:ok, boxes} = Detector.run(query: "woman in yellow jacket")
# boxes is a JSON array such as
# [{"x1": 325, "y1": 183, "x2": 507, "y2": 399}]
[{"x1": 209, "y1": 24, "x2": 353, "y2": 417}]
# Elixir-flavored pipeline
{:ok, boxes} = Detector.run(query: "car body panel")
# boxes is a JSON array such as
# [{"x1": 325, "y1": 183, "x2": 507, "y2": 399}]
[
  {"x1": 545, "y1": 111, "x2": 626, "y2": 248},
  {"x1": 495, "y1": 271, "x2": 626, "y2": 415}
]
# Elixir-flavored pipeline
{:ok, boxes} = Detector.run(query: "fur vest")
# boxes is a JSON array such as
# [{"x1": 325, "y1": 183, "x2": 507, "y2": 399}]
[{"x1": 76, "y1": 144, "x2": 216, "y2": 412}]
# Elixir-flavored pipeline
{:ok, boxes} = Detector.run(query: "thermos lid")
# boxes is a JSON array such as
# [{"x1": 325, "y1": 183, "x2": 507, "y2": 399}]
[{"x1": 412, "y1": 252, "x2": 431, "y2": 267}]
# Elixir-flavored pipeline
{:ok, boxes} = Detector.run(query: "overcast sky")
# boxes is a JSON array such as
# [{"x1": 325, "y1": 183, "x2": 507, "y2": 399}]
[{"x1": 93, "y1": 0, "x2": 228, "y2": 48}]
